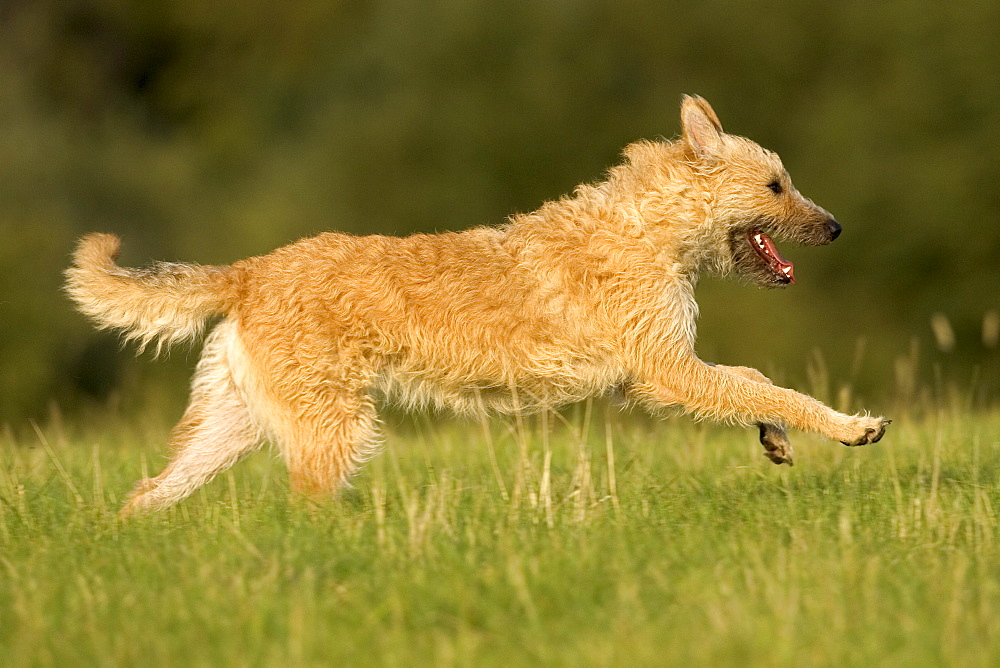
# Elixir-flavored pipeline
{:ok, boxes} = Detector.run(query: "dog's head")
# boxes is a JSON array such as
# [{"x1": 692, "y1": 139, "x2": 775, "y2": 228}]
[{"x1": 676, "y1": 95, "x2": 841, "y2": 288}]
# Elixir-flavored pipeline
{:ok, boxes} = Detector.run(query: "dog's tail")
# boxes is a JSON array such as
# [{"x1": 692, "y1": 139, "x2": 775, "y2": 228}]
[{"x1": 65, "y1": 233, "x2": 241, "y2": 353}]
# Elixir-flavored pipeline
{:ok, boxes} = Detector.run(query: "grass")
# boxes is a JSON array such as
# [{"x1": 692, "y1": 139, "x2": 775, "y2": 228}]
[{"x1": 3, "y1": 400, "x2": 1000, "y2": 666}]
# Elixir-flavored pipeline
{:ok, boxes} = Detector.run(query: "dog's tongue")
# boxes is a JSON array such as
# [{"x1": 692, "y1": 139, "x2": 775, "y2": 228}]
[{"x1": 757, "y1": 232, "x2": 795, "y2": 283}]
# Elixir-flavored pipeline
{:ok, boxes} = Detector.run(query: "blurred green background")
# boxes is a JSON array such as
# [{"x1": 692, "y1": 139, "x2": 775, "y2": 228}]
[{"x1": 2, "y1": 0, "x2": 998, "y2": 424}]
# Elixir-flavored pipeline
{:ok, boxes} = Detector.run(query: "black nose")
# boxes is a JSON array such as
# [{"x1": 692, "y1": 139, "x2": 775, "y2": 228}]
[{"x1": 826, "y1": 218, "x2": 842, "y2": 241}]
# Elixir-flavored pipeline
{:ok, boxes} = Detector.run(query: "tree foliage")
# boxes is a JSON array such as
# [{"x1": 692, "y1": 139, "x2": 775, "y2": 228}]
[{"x1": 1, "y1": 0, "x2": 998, "y2": 420}]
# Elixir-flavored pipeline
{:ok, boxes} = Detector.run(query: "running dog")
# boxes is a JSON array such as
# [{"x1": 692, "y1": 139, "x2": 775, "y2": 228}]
[{"x1": 66, "y1": 95, "x2": 889, "y2": 515}]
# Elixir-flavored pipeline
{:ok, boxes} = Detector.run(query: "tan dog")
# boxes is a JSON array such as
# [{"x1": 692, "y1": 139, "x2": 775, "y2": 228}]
[{"x1": 66, "y1": 96, "x2": 888, "y2": 515}]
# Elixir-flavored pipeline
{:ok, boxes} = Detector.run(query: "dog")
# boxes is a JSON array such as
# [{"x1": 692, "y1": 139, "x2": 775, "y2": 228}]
[{"x1": 66, "y1": 95, "x2": 889, "y2": 515}]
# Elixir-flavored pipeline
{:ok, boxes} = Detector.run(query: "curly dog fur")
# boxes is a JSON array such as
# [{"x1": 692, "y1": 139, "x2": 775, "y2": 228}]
[{"x1": 66, "y1": 95, "x2": 888, "y2": 515}]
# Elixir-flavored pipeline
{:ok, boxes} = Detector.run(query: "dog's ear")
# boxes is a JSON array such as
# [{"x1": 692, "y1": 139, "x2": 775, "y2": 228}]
[{"x1": 681, "y1": 95, "x2": 724, "y2": 160}]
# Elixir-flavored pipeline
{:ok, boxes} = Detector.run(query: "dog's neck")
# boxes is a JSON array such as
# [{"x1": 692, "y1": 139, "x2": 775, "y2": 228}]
[{"x1": 503, "y1": 142, "x2": 715, "y2": 286}]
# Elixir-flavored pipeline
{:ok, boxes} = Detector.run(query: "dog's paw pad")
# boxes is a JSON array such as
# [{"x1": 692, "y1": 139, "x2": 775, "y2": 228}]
[
  {"x1": 840, "y1": 418, "x2": 891, "y2": 447},
  {"x1": 763, "y1": 450, "x2": 793, "y2": 466},
  {"x1": 758, "y1": 423, "x2": 793, "y2": 465}
]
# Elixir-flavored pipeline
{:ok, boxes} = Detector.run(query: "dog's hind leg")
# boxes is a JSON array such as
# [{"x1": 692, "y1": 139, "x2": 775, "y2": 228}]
[
  {"x1": 245, "y1": 344, "x2": 381, "y2": 497},
  {"x1": 264, "y1": 384, "x2": 380, "y2": 497},
  {"x1": 120, "y1": 322, "x2": 263, "y2": 517}
]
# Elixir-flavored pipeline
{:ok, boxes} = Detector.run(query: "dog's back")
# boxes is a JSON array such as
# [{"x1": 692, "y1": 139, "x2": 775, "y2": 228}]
[{"x1": 229, "y1": 228, "x2": 625, "y2": 414}]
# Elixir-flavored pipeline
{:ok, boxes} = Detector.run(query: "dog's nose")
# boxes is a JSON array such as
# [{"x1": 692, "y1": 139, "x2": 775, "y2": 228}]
[{"x1": 826, "y1": 218, "x2": 842, "y2": 241}]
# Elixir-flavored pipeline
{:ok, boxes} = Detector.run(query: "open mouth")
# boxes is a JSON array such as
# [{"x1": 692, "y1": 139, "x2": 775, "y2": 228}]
[{"x1": 749, "y1": 230, "x2": 795, "y2": 284}]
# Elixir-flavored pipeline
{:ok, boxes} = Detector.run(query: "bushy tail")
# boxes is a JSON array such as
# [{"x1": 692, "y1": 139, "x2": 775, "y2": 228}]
[{"x1": 65, "y1": 233, "x2": 240, "y2": 353}]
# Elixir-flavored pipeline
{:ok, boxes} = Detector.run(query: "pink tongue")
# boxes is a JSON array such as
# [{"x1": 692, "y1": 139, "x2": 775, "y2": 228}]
[{"x1": 759, "y1": 233, "x2": 795, "y2": 283}]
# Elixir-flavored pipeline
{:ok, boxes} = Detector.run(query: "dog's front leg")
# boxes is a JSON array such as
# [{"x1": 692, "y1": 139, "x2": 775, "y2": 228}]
[
  {"x1": 714, "y1": 365, "x2": 793, "y2": 465},
  {"x1": 636, "y1": 356, "x2": 889, "y2": 447}
]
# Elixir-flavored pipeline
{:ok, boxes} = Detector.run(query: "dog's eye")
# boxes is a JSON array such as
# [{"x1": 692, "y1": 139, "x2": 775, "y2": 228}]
[{"x1": 767, "y1": 180, "x2": 783, "y2": 195}]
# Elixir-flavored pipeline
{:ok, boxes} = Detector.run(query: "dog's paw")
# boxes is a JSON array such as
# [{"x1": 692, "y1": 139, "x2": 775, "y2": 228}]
[
  {"x1": 758, "y1": 422, "x2": 793, "y2": 466},
  {"x1": 838, "y1": 416, "x2": 891, "y2": 447}
]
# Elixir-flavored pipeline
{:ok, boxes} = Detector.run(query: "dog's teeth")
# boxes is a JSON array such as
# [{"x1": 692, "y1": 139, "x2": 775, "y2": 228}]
[
  {"x1": 781, "y1": 266, "x2": 791, "y2": 275},
  {"x1": 753, "y1": 233, "x2": 763, "y2": 245}
]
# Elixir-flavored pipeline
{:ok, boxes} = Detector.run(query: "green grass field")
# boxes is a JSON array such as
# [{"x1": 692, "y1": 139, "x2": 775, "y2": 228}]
[{"x1": 3, "y1": 399, "x2": 1000, "y2": 666}]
